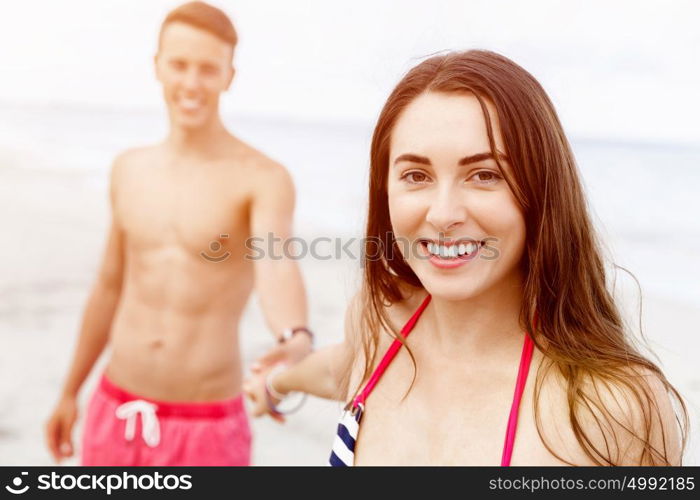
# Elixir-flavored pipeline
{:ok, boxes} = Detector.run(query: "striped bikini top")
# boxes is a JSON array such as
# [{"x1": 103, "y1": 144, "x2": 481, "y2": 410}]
[{"x1": 329, "y1": 293, "x2": 535, "y2": 466}]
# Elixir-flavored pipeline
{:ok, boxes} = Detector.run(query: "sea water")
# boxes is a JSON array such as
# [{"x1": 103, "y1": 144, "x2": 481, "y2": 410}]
[{"x1": 1, "y1": 104, "x2": 698, "y2": 306}]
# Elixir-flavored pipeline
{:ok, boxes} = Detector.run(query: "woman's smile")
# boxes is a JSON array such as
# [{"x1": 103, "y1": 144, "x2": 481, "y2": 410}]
[{"x1": 418, "y1": 239, "x2": 485, "y2": 269}]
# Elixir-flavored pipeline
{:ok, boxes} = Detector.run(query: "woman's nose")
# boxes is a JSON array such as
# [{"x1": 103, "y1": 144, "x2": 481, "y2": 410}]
[{"x1": 425, "y1": 186, "x2": 466, "y2": 233}]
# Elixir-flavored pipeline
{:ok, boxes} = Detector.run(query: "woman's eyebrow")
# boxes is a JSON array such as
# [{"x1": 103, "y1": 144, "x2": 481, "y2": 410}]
[
  {"x1": 393, "y1": 153, "x2": 431, "y2": 166},
  {"x1": 393, "y1": 151, "x2": 508, "y2": 167},
  {"x1": 458, "y1": 151, "x2": 509, "y2": 166}
]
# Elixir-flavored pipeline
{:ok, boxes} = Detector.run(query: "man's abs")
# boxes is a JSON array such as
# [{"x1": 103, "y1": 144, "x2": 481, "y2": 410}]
[{"x1": 105, "y1": 244, "x2": 255, "y2": 402}]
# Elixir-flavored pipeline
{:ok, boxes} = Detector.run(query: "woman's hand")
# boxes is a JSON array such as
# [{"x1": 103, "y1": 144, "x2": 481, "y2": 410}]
[{"x1": 243, "y1": 365, "x2": 287, "y2": 423}]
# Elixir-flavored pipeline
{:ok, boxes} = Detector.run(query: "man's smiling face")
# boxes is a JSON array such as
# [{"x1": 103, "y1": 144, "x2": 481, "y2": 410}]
[{"x1": 154, "y1": 21, "x2": 234, "y2": 130}]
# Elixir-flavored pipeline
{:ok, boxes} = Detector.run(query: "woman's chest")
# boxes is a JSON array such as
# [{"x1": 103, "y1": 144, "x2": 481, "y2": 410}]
[
  {"x1": 351, "y1": 361, "x2": 564, "y2": 465},
  {"x1": 353, "y1": 385, "x2": 508, "y2": 465}
]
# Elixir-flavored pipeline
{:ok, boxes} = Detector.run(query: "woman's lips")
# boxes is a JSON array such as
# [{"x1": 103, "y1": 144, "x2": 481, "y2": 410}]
[{"x1": 420, "y1": 240, "x2": 481, "y2": 269}]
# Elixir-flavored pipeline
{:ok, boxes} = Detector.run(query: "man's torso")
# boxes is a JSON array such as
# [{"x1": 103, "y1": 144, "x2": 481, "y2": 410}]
[{"x1": 106, "y1": 138, "x2": 273, "y2": 401}]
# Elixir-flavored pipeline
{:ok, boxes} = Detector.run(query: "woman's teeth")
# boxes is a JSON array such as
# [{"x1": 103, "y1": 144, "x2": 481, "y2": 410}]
[{"x1": 426, "y1": 241, "x2": 479, "y2": 258}]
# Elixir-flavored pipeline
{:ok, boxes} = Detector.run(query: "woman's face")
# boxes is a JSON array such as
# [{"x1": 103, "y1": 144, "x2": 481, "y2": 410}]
[{"x1": 387, "y1": 91, "x2": 526, "y2": 301}]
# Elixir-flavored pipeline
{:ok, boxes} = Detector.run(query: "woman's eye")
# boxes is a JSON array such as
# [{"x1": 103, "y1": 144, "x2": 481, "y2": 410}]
[
  {"x1": 402, "y1": 171, "x2": 429, "y2": 184},
  {"x1": 470, "y1": 170, "x2": 501, "y2": 184}
]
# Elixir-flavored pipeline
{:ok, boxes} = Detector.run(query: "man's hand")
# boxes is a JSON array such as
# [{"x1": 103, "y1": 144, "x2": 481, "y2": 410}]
[
  {"x1": 250, "y1": 333, "x2": 312, "y2": 374},
  {"x1": 45, "y1": 396, "x2": 78, "y2": 463}
]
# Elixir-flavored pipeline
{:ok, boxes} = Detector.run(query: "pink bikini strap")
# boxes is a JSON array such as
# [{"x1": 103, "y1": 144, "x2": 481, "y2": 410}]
[
  {"x1": 500, "y1": 332, "x2": 535, "y2": 466},
  {"x1": 351, "y1": 293, "x2": 536, "y2": 467},
  {"x1": 353, "y1": 294, "x2": 432, "y2": 407}
]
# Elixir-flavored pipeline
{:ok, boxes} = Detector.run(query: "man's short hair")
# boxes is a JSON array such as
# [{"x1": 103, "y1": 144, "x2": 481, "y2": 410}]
[{"x1": 159, "y1": 1, "x2": 237, "y2": 50}]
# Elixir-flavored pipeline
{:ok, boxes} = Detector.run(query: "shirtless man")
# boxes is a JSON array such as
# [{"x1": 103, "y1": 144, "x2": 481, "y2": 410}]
[{"x1": 44, "y1": 1, "x2": 312, "y2": 466}]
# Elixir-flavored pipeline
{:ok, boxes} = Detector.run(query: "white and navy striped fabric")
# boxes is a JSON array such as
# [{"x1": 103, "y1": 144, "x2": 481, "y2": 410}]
[{"x1": 328, "y1": 404, "x2": 363, "y2": 466}]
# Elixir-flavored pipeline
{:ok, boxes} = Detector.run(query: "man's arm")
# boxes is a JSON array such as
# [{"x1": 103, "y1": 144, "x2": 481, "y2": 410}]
[
  {"x1": 249, "y1": 162, "x2": 310, "y2": 361},
  {"x1": 45, "y1": 158, "x2": 126, "y2": 462}
]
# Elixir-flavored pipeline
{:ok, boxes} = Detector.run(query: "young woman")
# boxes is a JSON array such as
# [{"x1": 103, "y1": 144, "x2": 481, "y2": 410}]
[{"x1": 244, "y1": 50, "x2": 688, "y2": 466}]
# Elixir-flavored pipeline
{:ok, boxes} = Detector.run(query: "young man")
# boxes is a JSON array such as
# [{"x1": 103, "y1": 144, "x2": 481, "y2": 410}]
[{"x1": 44, "y1": 1, "x2": 312, "y2": 466}]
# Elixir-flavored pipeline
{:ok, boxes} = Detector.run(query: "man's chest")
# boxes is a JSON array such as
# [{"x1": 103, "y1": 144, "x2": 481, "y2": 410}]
[{"x1": 115, "y1": 166, "x2": 251, "y2": 255}]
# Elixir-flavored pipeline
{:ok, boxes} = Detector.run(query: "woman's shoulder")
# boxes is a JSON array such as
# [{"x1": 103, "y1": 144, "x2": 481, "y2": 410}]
[
  {"x1": 368, "y1": 279, "x2": 428, "y2": 337},
  {"x1": 536, "y1": 360, "x2": 683, "y2": 465},
  {"x1": 382, "y1": 280, "x2": 430, "y2": 332},
  {"x1": 341, "y1": 281, "x2": 428, "y2": 398},
  {"x1": 344, "y1": 281, "x2": 427, "y2": 339}
]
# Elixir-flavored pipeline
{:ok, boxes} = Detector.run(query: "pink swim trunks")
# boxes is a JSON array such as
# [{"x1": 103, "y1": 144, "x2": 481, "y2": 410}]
[{"x1": 81, "y1": 374, "x2": 251, "y2": 466}]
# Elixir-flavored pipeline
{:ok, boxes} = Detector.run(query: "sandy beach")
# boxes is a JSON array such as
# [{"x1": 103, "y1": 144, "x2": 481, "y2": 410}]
[{"x1": 1, "y1": 147, "x2": 698, "y2": 465}]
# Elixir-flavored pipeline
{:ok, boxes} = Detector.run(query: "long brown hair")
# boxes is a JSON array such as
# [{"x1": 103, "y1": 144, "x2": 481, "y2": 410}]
[{"x1": 350, "y1": 50, "x2": 688, "y2": 465}]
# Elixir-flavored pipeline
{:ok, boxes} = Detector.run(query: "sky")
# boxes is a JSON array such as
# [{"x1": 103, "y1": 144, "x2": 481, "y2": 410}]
[{"x1": 0, "y1": 0, "x2": 698, "y2": 144}]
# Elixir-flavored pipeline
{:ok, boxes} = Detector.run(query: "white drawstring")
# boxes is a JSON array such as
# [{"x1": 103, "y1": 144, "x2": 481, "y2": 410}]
[{"x1": 115, "y1": 400, "x2": 161, "y2": 447}]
